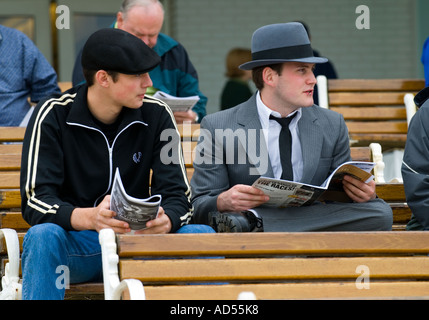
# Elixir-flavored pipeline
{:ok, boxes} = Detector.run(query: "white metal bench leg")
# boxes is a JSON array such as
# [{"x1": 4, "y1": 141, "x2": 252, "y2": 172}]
[
  {"x1": 99, "y1": 228, "x2": 146, "y2": 300},
  {"x1": 369, "y1": 142, "x2": 386, "y2": 183},
  {"x1": 0, "y1": 228, "x2": 22, "y2": 300}
]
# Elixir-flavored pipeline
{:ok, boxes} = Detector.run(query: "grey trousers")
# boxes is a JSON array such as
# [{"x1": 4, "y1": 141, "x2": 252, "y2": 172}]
[{"x1": 254, "y1": 198, "x2": 393, "y2": 232}]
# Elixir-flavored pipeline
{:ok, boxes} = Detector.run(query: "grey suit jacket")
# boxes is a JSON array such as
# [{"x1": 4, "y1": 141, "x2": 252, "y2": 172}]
[{"x1": 190, "y1": 94, "x2": 351, "y2": 224}]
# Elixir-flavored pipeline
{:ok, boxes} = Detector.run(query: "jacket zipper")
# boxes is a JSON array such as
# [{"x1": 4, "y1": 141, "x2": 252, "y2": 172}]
[{"x1": 67, "y1": 121, "x2": 148, "y2": 206}]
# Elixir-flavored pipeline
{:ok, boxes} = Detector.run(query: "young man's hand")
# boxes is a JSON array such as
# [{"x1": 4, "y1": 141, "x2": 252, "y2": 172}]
[
  {"x1": 71, "y1": 195, "x2": 131, "y2": 233},
  {"x1": 342, "y1": 175, "x2": 377, "y2": 203},
  {"x1": 216, "y1": 184, "x2": 269, "y2": 212},
  {"x1": 134, "y1": 207, "x2": 172, "y2": 234}
]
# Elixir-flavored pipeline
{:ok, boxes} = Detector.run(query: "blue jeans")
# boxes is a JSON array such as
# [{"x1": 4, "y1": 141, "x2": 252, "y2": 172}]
[{"x1": 21, "y1": 223, "x2": 214, "y2": 300}]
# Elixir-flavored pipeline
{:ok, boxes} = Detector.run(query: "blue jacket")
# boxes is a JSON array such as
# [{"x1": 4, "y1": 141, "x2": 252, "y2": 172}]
[
  {"x1": 72, "y1": 32, "x2": 207, "y2": 122},
  {"x1": 0, "y1": 25, "x2": 60, "y2": 126},
  {"x1": 422, "y1": 37, "x2": 429, "y2": 87},
  {"x1": 150, "y1": 33, "x2": 207, "y2": 121}
]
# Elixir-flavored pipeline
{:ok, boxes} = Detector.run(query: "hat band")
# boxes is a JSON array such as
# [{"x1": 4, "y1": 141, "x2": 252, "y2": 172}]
[{"x1": 252, "y1": 44, "x2": 314, "y2": 61}]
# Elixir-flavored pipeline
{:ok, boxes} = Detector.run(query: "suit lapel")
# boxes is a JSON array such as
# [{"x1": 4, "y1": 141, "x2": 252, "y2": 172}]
[
  {"x1": 299, "y1": 107, "x2": 323, "y2": 183},
  {"x1": 236, "y1": 96, "x2": 273, "y2": 177}
]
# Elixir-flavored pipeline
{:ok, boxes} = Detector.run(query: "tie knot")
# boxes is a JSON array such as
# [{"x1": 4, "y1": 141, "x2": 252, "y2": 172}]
[{"x1": 269, "y1": 113, "x2": 296, "y2": 127}]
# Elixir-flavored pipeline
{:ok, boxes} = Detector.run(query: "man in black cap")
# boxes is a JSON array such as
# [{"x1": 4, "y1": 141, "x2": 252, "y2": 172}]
[
  {"x1": 19, "y1": 28, "x2": 213, "y2": 300},
  {"x1": 191, "y1": 23, "x2": 392, "y2": 232}
]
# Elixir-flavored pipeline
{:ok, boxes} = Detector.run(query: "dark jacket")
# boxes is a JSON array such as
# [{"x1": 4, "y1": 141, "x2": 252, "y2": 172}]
[
  {"x1": 20, "y1": 85, "x2": 192, "y2": 232},
  {"x1": 401, "y1": 88, "x2": 429, "y2": 230}
]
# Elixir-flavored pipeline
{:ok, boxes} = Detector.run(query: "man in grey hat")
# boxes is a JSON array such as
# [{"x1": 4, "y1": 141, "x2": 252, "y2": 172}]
[
  {"x1": 20, "y1": 28, "x2": 213, "y2": 300},
  {"x1": 191, "y1": 22, "x2": 392, "y2": 232}
]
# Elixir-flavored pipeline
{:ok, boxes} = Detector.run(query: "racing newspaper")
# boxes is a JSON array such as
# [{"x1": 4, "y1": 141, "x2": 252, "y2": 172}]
[
  {"x1": 110, "y1": 168, "x2": 161, "y2": 230},
  {"x1": 152, "y1": 90, "x2": 200, "y2": 112},
  {"x1": 252, "y1": 161, "x2": 375, "y2": 208}
]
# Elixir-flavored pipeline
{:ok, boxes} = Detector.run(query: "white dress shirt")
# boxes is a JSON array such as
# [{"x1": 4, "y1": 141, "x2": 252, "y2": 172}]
[{"x1": 256, "y1": 91, "x2": 303, "y2": 181}]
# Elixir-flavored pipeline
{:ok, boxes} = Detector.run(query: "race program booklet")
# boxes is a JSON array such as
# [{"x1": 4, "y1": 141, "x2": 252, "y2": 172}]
[
  {"x1": 110, "y1": 168, "x2": 161, "y2": 230},
  {"x1": 252, "y1": 161, "x2": 375, "y2": 208},
  {"x1": 153, "y1": 90, "x2": 200, "y2": 112}
]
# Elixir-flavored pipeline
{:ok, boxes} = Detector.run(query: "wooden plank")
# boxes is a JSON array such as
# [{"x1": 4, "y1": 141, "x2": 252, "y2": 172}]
[
  {"x1": 329, "y1": 92, "x2": 407, "y2": 106},
  {"x1": 0, "y1": 171, "x2": 20, "y2": 189},
  {"x1": 142, "y1": 281, "x2": 429, "y2": 300},
  {"x1": 0, "y1": 154, "x2": 22, "y2": 170},
  {"x1": 0, "y1": 144, "x2": 22, "y2": 154},
  {"x1": 346, "y1": 121, "x2": 408, "y2": 134},
  {"x1": 0, "y1": 212, "x2": 30, "y2": 230},
  {"x1": 349, "y1": 133, "x2": 407, "y2": 143},
  {"x1": 0, "y1": 127, "x2": 25, "y2": 143},
  {"x1": 350, "y1": 147, "x2": 371, "y2": 162},
  {"x1": 120, "y1": 256, "x2": 429, "y2": 283},
  {"x1": 331, "y1": 107, "x2": 406, "y2": 120},
  {"x1": 327, "y1": 79, "x2": 425, "y2": 92},
  {"x1": 390, "y1": 204, "x2": 412, "y2": 223},
  {"x1": 0, "y1": 190, "x2": 21, "y2": 209},
  {"x1": 116, "y1": 232, "x2": 429, "y2": 257},
  {"x1": 376, "y1": 183, "x2": 406, "y2": 201}
]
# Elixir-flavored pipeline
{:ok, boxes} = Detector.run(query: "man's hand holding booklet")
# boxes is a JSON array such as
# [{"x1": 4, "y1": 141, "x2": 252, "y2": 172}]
[
  {"x1": 110, "y1": 168, "x2": 161, "y2": 231},
  {"x1": 252, "y1": 161, "x2": 375, "y2": 208},
  {"x1": 152, "y1": 90, "x2": 200, "y2": 112}
]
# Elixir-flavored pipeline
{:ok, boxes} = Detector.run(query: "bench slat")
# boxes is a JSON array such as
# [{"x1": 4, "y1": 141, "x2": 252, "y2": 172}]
[
  {"x1": 142, "y1": 281, "x2": 429, "y2": 300},
  {"x1": 331, "y1": 107, "x2": 406, "y2": 120},
  {"x1": 0, "y1": 172, "x2": 20, "y2": 189},
  {"x1": 0, "y1": 127, "x2": 25, "y2": 143},
  {"x1": 0, "y1": 154, "x2": 22, "y2": 170},
  {"x1": 346, "y1": 122, "x2": 408, "y2": 134},
  {"x1": 120, "y1": 256, "x2": 429, "y2": 283},
  {"x1": 117, "y1": 232, "x2": 429, "y2": 257},
  {"x1": 327, "y1": 79, "x2": 425, "y2": 92},
  {"x1": 375, "y1": 183, "x2": 406, "y2": 201},
  {"x1": 0, "y1": 212, "x2": 30, "y2": 230},
  {"x1": 329, "y1": 92, "x2": 409, "y2": 106},
  {"x1": 349, "y1": 133, "x2": 407, "y2": 143},
  {"x1": 0, "y1": 190, "x2": 21, "y2": 209}
]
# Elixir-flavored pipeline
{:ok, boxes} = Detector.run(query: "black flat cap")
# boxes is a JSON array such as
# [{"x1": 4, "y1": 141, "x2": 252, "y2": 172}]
[{"x1": 81, "y1": 28, "x2": 161, "y2": 75}]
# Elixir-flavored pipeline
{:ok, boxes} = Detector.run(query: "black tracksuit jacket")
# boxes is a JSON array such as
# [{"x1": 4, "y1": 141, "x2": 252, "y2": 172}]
[{"x1": 20, "y1": 85, "x2": 192, "y2": 232}]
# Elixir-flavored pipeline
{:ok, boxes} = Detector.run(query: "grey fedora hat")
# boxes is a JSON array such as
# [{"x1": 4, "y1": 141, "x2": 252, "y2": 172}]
[{"x1": 239, "y1": 22, "x2": 328, "y2": 70}]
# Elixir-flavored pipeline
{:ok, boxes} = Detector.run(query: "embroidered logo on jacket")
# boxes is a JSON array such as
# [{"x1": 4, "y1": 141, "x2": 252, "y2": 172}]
[{"x1": 133, "y1": 152, "x2": 142, "y2": 164}]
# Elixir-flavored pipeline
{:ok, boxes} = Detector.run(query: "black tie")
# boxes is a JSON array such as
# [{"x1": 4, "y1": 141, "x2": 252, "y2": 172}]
[{"x1": 269, "y1": 113, "x2": 297, "y2": 180}]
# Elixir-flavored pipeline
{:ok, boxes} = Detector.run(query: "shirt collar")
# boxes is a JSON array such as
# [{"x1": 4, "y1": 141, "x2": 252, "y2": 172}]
[{"x1": 256, "y1": 91, "x2": 302, "y2": 130}]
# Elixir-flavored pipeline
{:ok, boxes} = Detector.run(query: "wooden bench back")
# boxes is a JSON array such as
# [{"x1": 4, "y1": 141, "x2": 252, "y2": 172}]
[
  {"x1": 320, "y1": 78, "x2": 425, "y2": 149},
  {"x1": 116, "y1": 232, "x2": 429, "y2": 299}
]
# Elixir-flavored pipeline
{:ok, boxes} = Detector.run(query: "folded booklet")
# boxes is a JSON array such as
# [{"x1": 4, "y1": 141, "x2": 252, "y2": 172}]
[
  {"x1": 252, "y1": 161, "x2": 375, "y2": 208},
  {"x1": 110, "y1": 168, "x2": 161, "y2": 230},
  {"x1": 152, "y1": 90, "x2": 200, "y2": 112}
]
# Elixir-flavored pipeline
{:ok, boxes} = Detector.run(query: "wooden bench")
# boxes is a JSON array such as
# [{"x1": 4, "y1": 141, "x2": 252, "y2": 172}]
[
  {"x1": 316, "y1": 77, "x2": 425, "y2": 151},
  {"x1": 100, "y1": 230, "x2": 429, "y2": 300},
  {"x1": 0, "y1": 124, "x2": 413, "y2": 299}
]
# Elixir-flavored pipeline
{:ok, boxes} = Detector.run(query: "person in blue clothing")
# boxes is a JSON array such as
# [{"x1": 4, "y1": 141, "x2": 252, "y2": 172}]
[
  {"x1": 72, "y1": 0, "x2": 207, "y2": 124},
  {"x1": 422, "y1": 36, "x2": 429, "y2": 87},
  {"x1": 0, "y1": 25, "x2": 60, "y2": 126}
]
